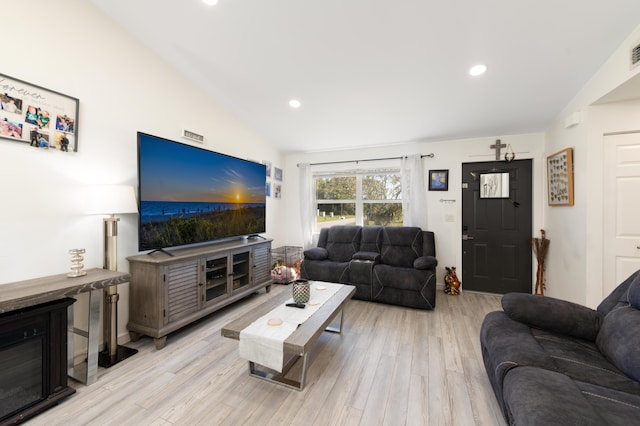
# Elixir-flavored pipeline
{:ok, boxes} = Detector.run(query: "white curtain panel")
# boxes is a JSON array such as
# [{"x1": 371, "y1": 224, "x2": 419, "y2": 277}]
[
  {"x1": 298, "y1": 163, "x2": 314, "y2": 248},
  {"x1": 400, "y1": 154, "x2": 428, "y2": 229}
]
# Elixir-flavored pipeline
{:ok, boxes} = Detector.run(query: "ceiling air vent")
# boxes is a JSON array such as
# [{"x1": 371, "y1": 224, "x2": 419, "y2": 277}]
[
  {"x1": 181, "y1": 129, "x2": 205, "y2": 143},
  {"x1": 632, "y1": 42, "x2": 640, "y2": 69}
]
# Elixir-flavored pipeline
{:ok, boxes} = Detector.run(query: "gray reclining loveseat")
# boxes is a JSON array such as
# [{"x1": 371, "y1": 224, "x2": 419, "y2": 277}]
[
  {"x1": 481, "y1": 270, "x2": 640, "y2": 425},
  {"x1": 301, "y1": 225, "x2": 437, "y2": 309}
]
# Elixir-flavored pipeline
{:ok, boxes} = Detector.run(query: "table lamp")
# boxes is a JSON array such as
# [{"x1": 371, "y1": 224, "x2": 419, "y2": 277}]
[{"x1": 86, "y1": 184, "x2": 139, "y2": 367}]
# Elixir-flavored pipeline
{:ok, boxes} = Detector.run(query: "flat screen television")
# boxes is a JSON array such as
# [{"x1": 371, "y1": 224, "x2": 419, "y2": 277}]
[{"x1": 137, "y1": 132, "x2": 266, "y2": 252}]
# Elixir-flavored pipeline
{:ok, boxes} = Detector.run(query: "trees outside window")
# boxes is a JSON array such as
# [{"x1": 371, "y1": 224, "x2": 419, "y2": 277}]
[{"x1": 314, "y1": 170, "x2": 402, "y2": 231}]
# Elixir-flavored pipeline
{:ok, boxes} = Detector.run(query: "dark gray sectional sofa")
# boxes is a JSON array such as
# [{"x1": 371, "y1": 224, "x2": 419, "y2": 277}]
[
  {"x1": 300, "y1": 225, "x2": 437, "y2": 309},
  {"x1": 480, "y1": 270, "x2": 640, "y2": 425}
]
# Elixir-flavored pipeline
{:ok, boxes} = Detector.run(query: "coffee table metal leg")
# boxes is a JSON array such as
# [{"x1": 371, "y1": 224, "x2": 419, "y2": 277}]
[
  {"x1": 245, "y1": 305, "x2": 348, "y2": 390},
  {"x1": 325, "y1": 308, "x2": 344, "y2": 333},
  {"x1": 248, "y1": 352, "x2": 308, "y2": 391}
]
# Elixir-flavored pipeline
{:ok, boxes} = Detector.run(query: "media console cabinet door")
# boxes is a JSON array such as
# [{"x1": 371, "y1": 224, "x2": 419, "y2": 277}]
[{"x1": 164, "y1": 260, "x2": 200, "y2": 324}]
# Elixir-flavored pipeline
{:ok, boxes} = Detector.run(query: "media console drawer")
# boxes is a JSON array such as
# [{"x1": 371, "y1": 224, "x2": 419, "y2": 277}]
[{"x1": 127, "y1": 238, "x2": 272, "y2": 349}]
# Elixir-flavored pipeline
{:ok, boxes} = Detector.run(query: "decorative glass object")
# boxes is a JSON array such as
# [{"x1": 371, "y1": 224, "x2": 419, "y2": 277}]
[
  {"x1": 292, "y1": 279, "x2": 310, "y2": 304},
  {"x1": 68, "y1": 248, "x2": 87, "y2": 277}
]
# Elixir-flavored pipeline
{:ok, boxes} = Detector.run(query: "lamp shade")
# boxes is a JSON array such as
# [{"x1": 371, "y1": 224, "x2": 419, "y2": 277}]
[{"x1": 85, "y1": 185, "x2": 138, "y2": 215}]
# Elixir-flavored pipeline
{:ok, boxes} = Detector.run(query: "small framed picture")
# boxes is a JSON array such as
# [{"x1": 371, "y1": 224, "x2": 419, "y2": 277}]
[
  {"x1": 266, "y1": 181, "x2": 271, "y2": 197},
  {"x1": 274, "y1": 183, "x2": 282, "y2": 199},
  {"x1": 263, "y1": 160, "x2": 272, "y2": 178},
  {"x1": 428, "y1": 169, "x2": 449, "y2": 191},
  {"x1": 274, "y1": 167, "x2": 283, "y2": 181},
  {"x1": 479, "y1": 172, "x2": 510, "y2": 198}
]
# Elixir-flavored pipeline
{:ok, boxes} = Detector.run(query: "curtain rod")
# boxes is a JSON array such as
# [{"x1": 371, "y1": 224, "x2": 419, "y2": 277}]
[{"x1": 297, "y1": 153, "x2": 434, "y2": 167}]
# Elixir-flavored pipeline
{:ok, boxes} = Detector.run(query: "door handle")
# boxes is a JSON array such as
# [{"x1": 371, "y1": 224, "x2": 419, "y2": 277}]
[{"x1": 462, "y1": 234, "x2": 475, "y2": 240}]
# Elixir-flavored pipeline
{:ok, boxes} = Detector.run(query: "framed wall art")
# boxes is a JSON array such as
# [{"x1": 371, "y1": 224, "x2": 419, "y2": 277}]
[
  {"x1": 547, "y1": 147, "x2": 574, "y2": 206},
  {"x1": 0, "y1": 73, "x2": 79, "y2": 152},
  {"x1": 428, "y1": 169, "x2": 449, "y2": 191},
  {"x1": 480, "y1": 172, "x2": 510, "y2": 198},
  {"x1": 263, "y1": 160, "x2": 272, "y2": 178},
  {"x1": 274, "y1": 167, "x2": 283, "y2": 181}
]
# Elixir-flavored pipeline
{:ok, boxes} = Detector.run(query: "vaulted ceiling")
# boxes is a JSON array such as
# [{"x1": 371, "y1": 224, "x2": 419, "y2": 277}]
[{"x1": 90, "y1": 0, "x2": 640, "y2": 152}]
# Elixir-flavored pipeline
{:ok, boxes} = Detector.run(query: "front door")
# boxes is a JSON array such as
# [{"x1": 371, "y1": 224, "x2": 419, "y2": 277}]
[
  {"x1": 603, "y1": 132, "x2": 640, "y2": 296},
  {"x1": 462, "y1": 160, "x2": 532, "y2": 293}
]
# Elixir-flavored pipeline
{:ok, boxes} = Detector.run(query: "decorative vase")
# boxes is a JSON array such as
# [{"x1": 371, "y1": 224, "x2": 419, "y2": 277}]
[
  {"x1": 292, "y1": 279, "x2": 310, "y2": 304},
  {"x1": 68, "y1": 248, "x2": 87, "y2": 277}
]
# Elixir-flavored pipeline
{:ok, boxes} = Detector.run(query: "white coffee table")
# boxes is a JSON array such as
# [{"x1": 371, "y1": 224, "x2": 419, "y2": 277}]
[{"x1": 221, "y1": 282, "x2": 355, "y2": 390}]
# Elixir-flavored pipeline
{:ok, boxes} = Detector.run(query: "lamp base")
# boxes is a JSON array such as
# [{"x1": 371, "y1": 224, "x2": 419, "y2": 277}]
[{"x1": 98, "y1": 345, "x2": 138, "y2": 368}]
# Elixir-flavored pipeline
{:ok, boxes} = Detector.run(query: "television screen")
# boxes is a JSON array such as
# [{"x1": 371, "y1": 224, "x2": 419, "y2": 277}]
[{"x1": 137, "y1": 132, "x2": 266, "y2": 251}]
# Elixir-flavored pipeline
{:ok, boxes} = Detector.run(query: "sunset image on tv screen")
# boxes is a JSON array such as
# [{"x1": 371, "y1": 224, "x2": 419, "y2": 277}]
[{"x1": 137, "y1": 133, "x2": 266, "y2": 250}]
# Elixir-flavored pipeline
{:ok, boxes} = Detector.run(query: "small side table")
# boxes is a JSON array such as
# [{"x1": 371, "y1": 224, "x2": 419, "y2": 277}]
[{"x1": 0, "y1": 268, "x2": 131, "y2": 385}]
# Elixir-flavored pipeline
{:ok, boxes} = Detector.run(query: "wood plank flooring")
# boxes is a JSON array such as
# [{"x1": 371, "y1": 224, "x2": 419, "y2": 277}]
[{"x1": 26, "y1": 286, "x2": 507, "y2": 426}]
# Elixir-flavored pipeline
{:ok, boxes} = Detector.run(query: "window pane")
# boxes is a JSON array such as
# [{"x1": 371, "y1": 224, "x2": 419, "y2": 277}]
[
  {"x1": 316, "y1": 177, "x2": 356, "y2": 200},
  {"x1": 316, "y1": 203, "x2": 356, "y2": 231},
  {"x1": 363, "y1": 174, "x2": 401, "y2": 200},
  {"x1": 363, "y1": 203, "x2": 403, "y2": 226}
]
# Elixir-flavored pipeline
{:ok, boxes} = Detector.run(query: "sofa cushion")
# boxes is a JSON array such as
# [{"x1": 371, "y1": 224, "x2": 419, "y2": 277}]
[
  {"x1": 596, "y1": 304, "x2": 640, "y2": 383},
  {"x1": 502, "y1": 293, "x2": 603, "y2": 341},
  {"x1": 380, "y1": 227, "x2": 423, "y2": 268},
  {"x1": 597, "y1": 270, "x2": 640, "y2": 315},
  {"x1": 629, "y1": 273, "x2": 640, "y2": 308},
  {"x1": 532, "y1": 327, "x2": 640, "y2": 396},
  {"x1": 577, "y1": 380, "x2": 640, "y2": 425},
  {"x1": 324, "y1": 226, "x2": 362, "y2": 262},
  {"x1": 300, "y1": 259, "x2": 350, "y2": 284},
  {"x1": 413, "y1": 255, "x2": 437, "y2": 270},
  {"x1": 502, "y1": 367, "x2": 608, "y2": 426},
  {"x1": 303, "y1": 247, "x2": 328, "y2": 260},
  {"x1": 359, "y1": 226, "x2": 382, "y2": 253}
]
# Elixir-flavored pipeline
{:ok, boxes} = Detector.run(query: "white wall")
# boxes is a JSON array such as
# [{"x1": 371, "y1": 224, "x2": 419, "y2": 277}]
[
  {"x1": 0, "y1": 0, "x2": 284, "y2": 343},
  {"x1": 283, "y1": 133, "x2": 545, "y2": 286},
  {"x1": 545, "y1": 24, "x2": 640, "y2": 307}
]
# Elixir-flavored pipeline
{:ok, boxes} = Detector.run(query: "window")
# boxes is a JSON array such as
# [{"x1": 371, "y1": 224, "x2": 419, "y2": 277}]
[{"x1": 314, "y1": 169, "x2": 402, "y2": 231}]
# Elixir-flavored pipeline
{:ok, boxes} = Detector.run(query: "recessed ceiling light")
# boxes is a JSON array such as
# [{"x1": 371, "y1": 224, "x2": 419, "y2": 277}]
[
  {"x1": 203, "y1": 0, "x2": 218, "y2": 5},
  {"x1": 469, "y1": 64, "x2": 487, "y2": 76},
  {"x1": 289, "y1": 99, "x2": 301, "y2": 109}
]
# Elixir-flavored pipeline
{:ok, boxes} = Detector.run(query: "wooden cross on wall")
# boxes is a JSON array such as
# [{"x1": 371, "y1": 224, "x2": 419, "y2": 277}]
[{"x1": 490, "y1": 139, "x2": 506, "y2": 160}]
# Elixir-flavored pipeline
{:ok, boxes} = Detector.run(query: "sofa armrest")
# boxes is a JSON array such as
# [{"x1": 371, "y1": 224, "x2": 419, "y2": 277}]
[
  {"x1": 303, "y1": 247, "x2": 328, "y2": 260},
  {"x1": 352, "y1": 251, "x2": 380, "y2": 262},
  {"x1": 502, "y1": 293, "x2": 603, "y2": 341},
  {"x1": 413, "y1": 255, "x2": 437, "y2": 270}
]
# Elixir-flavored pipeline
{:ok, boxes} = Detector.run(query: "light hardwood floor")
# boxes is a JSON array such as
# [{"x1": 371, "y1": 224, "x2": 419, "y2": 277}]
[{"x1": 27, "y1": 286, "x2": 507, "y2": 426}]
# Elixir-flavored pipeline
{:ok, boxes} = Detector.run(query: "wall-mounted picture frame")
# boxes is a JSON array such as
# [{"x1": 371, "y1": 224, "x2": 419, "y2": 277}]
[
  {"x1": 0, "y1": 73, "x2": 79, "y2": 152},
  {"x1": 274, "y1": 183, "x2": 282, "y2": 199},
  {"x1": 274, "y1": 167, "x2": 283, "y2": 181},
  {"x1": 428, "y1": 169, "x2": 449, "y2": 191},
  {"x1": 263, "y1": 160, "x2": 272, "y2": 178},
  {"x1": 266, "y1": 181, "x2": 271, "y2": 197},
  {"x1": 547, "y1": 147, "x2": 574, "y2": 206},
  {"x1": 480, "y1": 172, "x2": 510, "y2": 198}
]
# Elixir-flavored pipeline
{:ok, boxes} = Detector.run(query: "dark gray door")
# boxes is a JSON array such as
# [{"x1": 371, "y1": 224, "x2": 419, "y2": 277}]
[{"x1": 461, "y1": 160, "x2": 532, "y2": 294}]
